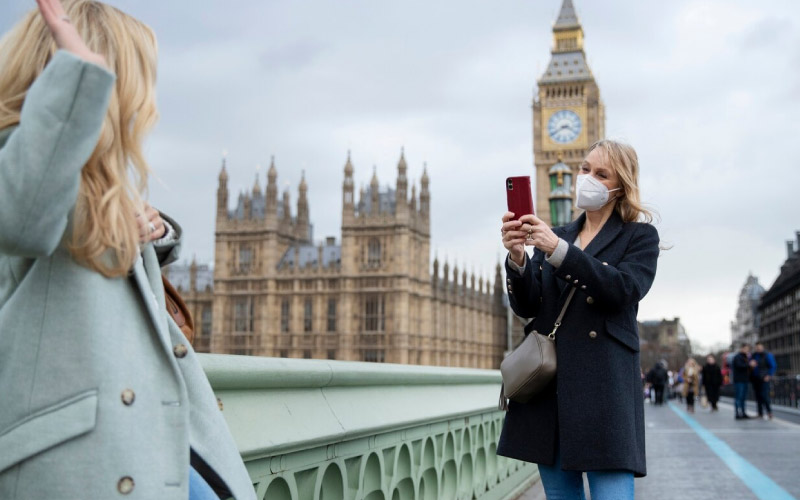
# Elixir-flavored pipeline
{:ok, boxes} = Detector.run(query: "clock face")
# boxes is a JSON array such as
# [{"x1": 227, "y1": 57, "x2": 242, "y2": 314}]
[{"x1": 547, "y1": 110, "x2": 582, "y2": 144}]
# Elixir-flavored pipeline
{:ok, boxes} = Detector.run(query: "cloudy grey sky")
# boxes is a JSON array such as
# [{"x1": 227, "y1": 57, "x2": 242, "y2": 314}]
[{"x1": 2, "y1": 0, "x2": 799, "y2": 349}]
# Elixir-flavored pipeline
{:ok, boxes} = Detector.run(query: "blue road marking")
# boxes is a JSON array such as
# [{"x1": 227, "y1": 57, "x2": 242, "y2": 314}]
[{"x1": 668, "y1": 403, "x2": 796, "y2": 500}]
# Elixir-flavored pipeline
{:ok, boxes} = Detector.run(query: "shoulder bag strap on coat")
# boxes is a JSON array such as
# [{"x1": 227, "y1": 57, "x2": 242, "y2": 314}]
[{"x1": 548, "y1": 288, "x2": 576, "y2": 339}]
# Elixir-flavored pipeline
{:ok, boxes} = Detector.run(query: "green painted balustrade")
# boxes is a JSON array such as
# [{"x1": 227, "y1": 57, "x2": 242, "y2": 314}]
[{"x1": 199, "y1": 354, "x2": 540, "y2": 500}]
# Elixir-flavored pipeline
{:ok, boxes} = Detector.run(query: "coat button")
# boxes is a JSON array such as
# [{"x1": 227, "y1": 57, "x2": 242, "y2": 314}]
[
  {"x1": 589, "y1": 331, "x2": 597, "y2": 339},
  {"x1": 602, "y1": 262, "x2": 609, "y2": 266},
  {"x1": 173, "y1": 344, "x2": 188, "y2": 358},
  {"x1": 581, "y1": 285, "x2": 587, "y2": 290},
  {"x1": 539, "y1": 266, "x2": 543, "y2": 271},
  {"x1": 586, "y1": 296, "x2": 594, "y2": 304},
  {"x1": 117, "y1": 476, "x2": 135, "y2": 494},
  {"x1": 565, "y1": 274, "x2": 571, "y2": 280},
  {"x1": 573, "y1": 279, "x2": 579, "y2": 285},
  {"x1": 121, "y1": 389, "x2": 135, "y2": 406}
]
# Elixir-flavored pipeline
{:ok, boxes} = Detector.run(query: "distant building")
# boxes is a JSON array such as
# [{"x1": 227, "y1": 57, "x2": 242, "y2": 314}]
[
  {"x1": 730, "y1": 274, "x2": 765, "y2": 348},
  {"x1": 638, "y1": 317, "x2": 691, "y2": 372},
  {"x1": 758, "y1": 232, "x2": 800, "y2": 375},
  {"x1": 171, "y1": 151, "x2": 508, "y2": 369}
]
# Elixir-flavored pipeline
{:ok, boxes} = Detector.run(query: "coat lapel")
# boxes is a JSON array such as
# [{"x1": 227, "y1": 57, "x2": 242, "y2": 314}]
[
  {"x1": 583, "y1": 210, "x2": 623, "y2": 257},
  {"x1": 129, "y1": 244, "x2": 169, "y2": 344}
]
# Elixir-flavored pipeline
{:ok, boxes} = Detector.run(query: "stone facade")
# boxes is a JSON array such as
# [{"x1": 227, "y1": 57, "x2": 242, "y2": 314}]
[
  {"x1": 638, "y1": 318, "x2": 692, "y2": 374},
  {"x1": 730, "y1": 274, "x2": 765, "y2": 348},
  {"x1": 533, "y1": 0, "x2": 605, "y2": 225},
  {"x1": 174, "y1": 151, "x2": 507, "y2": 369},
  {"x1": 758, "y1": 232, "x2": 800, "y2": 375}
]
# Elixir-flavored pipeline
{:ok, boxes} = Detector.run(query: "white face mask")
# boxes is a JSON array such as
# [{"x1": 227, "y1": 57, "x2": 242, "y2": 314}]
[{"x1": 575, "y1": 174, "x2": 621, "y2": 211}]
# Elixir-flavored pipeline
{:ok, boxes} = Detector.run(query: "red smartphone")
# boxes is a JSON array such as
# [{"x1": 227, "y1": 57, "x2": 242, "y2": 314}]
[{"x1": 506, "y1": 176, "x2": 534, "y2": 221}]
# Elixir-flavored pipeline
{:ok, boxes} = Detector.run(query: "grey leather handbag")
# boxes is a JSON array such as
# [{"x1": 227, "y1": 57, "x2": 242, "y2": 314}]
[{"x1": 499, "y1": 288, "x2": 576, "y2": 410}]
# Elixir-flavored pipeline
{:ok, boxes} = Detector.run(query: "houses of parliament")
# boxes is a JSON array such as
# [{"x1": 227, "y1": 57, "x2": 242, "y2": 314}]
[{"x1": 168, "y1": 0, "x2": 605, "y2": 369}]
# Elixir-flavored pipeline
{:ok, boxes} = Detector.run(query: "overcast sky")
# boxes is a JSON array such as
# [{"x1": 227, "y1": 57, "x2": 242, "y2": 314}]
[{"x1": 2, "y1": 0, "x2": 799, "y2": 350}]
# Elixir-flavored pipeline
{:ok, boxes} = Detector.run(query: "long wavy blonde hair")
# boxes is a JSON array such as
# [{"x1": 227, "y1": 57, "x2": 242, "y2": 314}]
[
  {"x1": 587, "y1": 139, "x2": 656, "y2": 224},
  {"x1": 0, "y1": 0, "x2": 157, "y2": 277}
]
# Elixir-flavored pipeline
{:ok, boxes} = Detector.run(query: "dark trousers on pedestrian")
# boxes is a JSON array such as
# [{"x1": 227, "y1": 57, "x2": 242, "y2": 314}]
[
  {"x1": 734, "y1": 382, "x2": 748, "y2": 417},
  {"x1": 752, "y1": 379, "x2": 772, "y2": 416},
  {"x1": 686, "y1": 391, "x2": 695, "y2": 411},
  {"x1": 654, "y1": 384, "x2": 665, "y2": 405}
]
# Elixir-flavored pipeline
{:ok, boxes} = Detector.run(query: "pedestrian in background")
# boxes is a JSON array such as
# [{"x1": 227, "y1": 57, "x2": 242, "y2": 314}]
[
  {"x1": 750, "y1": 342, "x2": 777, "y2": 420},
  {"x1": 682, "y1": 358, "x2": 700, "y2": 413},
  {"x1": 674, "y1": 367, "x2": 684, "y2": 404},
  {"x1": 646, "y1": 361, "x2": 668, "y2": 406},
  {"x1": 702, "y1": 355, "x2": 723, "y2": 412},
  {"x1": 732, "y1": 344, "x2": 753, "y2": 419}
]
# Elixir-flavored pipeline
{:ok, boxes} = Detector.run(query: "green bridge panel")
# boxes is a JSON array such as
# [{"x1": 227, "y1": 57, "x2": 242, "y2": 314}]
[{"x1": 200, "y1": 354, "x2": 540, "y2": 500}]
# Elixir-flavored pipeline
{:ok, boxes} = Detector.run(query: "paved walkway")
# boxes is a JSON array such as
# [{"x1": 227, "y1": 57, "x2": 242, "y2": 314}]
[{"x1": 515, "y1": 399, "x2": 800, "y2": 499}]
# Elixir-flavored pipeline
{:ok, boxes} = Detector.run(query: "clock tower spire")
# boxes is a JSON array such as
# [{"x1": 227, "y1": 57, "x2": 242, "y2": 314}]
[{"x1": 533, "y1": 0, "x2": 605, "y2": 225}]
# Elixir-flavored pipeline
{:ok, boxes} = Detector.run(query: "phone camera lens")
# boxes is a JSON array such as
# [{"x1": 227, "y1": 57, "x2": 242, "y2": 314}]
[{"x1": 507, "y1": 180, "x2": 513, "y2": 190}]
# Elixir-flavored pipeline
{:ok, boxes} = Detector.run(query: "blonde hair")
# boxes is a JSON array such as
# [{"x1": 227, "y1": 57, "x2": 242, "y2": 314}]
[
  {"x1": 587, "y1": 139, "x2": 655, "y2": 224},
  {"x1": 0, "y1": 0, "x2": 158, "y2": 277}
]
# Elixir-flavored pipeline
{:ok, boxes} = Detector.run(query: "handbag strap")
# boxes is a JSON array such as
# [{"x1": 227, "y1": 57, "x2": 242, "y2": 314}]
[{"x1": 548, "y1": 288, "x2": 576, "y2": 339}]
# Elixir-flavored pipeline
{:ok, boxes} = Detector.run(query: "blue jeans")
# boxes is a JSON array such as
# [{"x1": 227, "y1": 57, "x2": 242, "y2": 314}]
[
  {"x1": 538, "y1": 447, "x2": 634, "y2": 500},
  {"x1": 190, "y1": 466, "x2": 219, "y2": 500},
  {"x1": 734, "y1": 382, "x2": 749, "y2": 416}
]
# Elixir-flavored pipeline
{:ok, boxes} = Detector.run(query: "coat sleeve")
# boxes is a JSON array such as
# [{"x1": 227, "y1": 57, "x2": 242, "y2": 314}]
[
  {"x1": 0, "y1": 50, "x2": 115, "y2": 257},
  {"x1": 552, "y1": 222, "x2": 660, "y2": 312},
  {"x1": 153, "y1": 213, "x2": 183, "y2": 267},
  {"x1": 505, "y1": 247, "x2": 547, "y2": 318}
]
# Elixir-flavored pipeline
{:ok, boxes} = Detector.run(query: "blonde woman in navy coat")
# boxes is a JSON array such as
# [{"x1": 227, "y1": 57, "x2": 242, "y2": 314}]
[
  {"x1": 0, "y1": 1, "x2": 255, "y2": 498},
  {"x1": 498, "y1": 140, "x2": 660, "y2": 500}
]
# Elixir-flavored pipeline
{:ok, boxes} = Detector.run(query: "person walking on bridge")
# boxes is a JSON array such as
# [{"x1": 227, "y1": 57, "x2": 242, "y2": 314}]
[
  {"x1": 682, "y1": 358, "x2": 700, "y2": 413},
  {"x1": 646, "y1": 361, "x2": 668, "y2": 406},
  {"x1": 499, "y1": 139, "x2": 661, "y2": 499},
  {"x1": 733, "y1": 344, "x2": 753, "y2": 419},
  {"x1": 702, "y1": 355, "x2": 723, "y2": 412},
  {"x1": 750, "y1": 342, "x2": 777, "y2": 420}
]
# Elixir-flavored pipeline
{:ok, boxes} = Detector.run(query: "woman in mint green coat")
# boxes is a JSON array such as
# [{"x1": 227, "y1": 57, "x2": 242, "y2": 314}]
[{"x1": 0, "y1": 1, "x2": 255, "y2": 498}]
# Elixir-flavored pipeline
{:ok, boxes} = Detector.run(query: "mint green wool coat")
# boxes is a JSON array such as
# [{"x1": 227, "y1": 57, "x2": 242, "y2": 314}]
[{"x1": 0, "y1": 51, "x2": 255, "y2": 499}]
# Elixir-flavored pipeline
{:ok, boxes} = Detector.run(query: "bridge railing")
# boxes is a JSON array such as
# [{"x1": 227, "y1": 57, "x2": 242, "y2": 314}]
[{"x1": 199, "y1": 354, "x2": 539, "y2": 500}]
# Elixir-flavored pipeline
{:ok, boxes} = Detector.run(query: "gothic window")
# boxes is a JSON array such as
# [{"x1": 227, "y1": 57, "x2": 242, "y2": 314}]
[
  {"x1": 364, "y1": 350, "x2": 385, "y2": 363},
  {"x1": 304, "y1": 298, "x2": 313, "y2": 332},
  {"x1": 364, "y1": 294, "x2": 385, "y2": 332},
  {"x1": 281, "y1": 298, "x2": 290, "y2": 333},
  {"x1": 201, "y1": 306, "x2": 212, "y2": 336},
  {"x1": 233, "y1": 297, "x2": 253, "y2": 332},
  {"x1": 327, "y1": 298, "x2": 337, "y2": 332},
  {"x1": 239, "y1": 245, "x2": 252, "y2": 273},
  {"x1": 367, "y1": 238, "x2": 381, "y2": 268}
]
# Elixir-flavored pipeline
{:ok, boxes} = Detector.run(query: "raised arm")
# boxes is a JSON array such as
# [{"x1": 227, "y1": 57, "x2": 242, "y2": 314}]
[{"x1": 0, "y1": 1, "x2": 114, "y2": 256}]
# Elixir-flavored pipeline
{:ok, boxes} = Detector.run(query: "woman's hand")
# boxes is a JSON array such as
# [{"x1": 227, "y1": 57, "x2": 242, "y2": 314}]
[
  {"x1": 501, "y1": 212, "x2": 527, "y2": 266},
  {"x1": 137, "y1": 203, "x2": 166, "y2": 243},
  {"x1": 36, "y1": 0, "x2": 107, "y2": 68},
  {"x1": 520, "y1": 215, "x2": 560, "y2": 256}
]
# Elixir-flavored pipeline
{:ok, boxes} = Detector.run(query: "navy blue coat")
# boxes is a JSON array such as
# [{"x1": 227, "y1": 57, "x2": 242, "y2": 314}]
[{"x1": 496, "y1": 211, "x2": 659, "y2": 477}]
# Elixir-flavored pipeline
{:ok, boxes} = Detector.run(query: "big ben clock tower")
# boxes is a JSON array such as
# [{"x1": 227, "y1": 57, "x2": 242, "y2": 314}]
[{"x1": 533, "y1": 0, "x2": 605, "y2": 225}]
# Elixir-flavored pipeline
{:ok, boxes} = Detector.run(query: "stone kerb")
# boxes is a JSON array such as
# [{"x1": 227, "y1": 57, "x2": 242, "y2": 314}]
[{"x1": 199, "y1": 354, "x2": 540, "y2": 500}]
